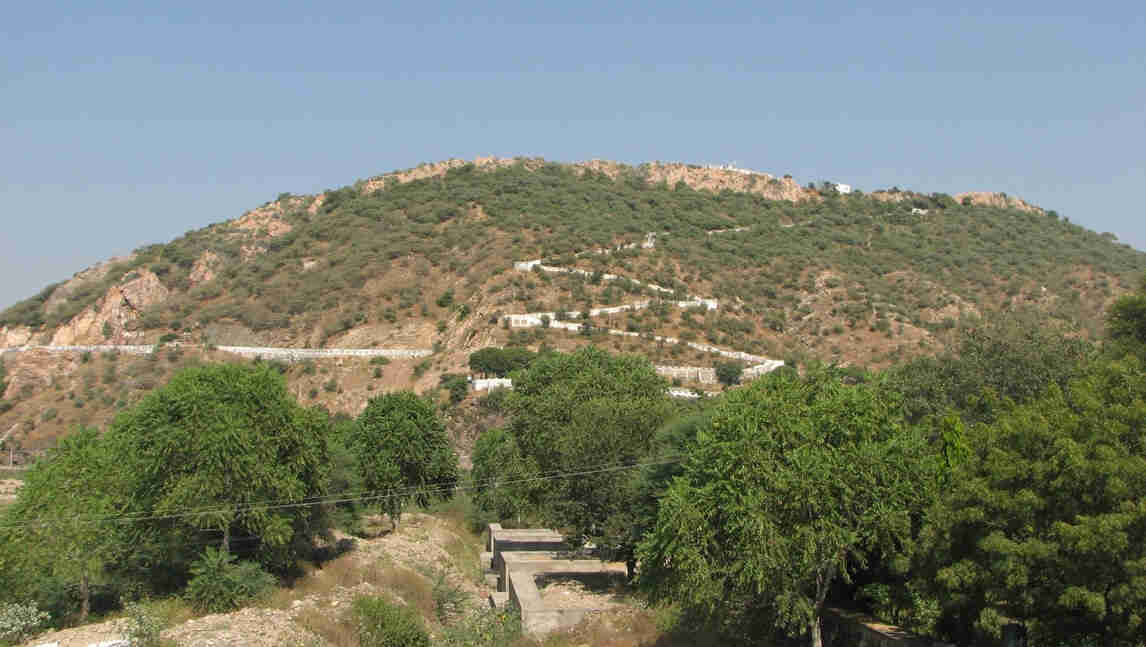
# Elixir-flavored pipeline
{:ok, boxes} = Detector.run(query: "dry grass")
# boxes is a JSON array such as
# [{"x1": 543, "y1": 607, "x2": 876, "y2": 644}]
[{"x1": 294, "y1": 606, "x2": 356, "y2": 647}]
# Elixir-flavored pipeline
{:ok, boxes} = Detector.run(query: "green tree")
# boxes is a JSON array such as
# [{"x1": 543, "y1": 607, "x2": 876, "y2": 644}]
[
  {"x1": 106, "y1": 363, "x2": 332, "y2": 583},
  {"x1": 1107, "y1": 272, "x2": 1146, "y2": 356},
  {"x1": 504, "y1": 346, "x2": 674, "y2": 571},
  {"x1": 350, "y1": 391, "x2": 458, "y2": 527},
  {"x1": 470, "y1": 428, "x2": 540, "y2": 525},
  {"x1": 637, "y1": 371, "x2": 937, "y2": 647},
  {"x1": 888, "y1": 312, "x2": 1092, "y2": 424},
  {"x1": 467, "y1": 347, "x2": 537, "y2": 377},
  {"x1": 913, "y1": 356, "x2": 1146, "y2": 646},
  {"x1": 438, "y1": 373, "x2": 470, "y2": 405},
  {"x1": 714, "y1": 361, "x2": 743, "y2": 387},
  {"x1": 1, "y1": 427, "x2": 117, "y2": 620}
]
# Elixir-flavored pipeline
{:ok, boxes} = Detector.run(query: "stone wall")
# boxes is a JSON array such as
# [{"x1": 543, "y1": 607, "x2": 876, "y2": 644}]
[
  {"x1": 655, "y1": 365, "x2": 717, "y2": 384},
  {"x1": 0, "y1": 344, "x2": 433, "y2": 362}
]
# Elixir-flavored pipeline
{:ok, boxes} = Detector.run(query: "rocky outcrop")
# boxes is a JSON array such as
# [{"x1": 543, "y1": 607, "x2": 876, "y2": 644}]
[
  {"x1": 954, "y1": 191, "x2": 1044, "y2": 214},
  {"x1": 639, "y1": 162, "x2": 814, "y2": 202},
  {"x1": 360, "y1": 156, "x2": 519, "y2": 193},
  {"x1": 48, "y1": 271, "x2": 170, "y2": 346},
  {"x1": 0, "y1": 325, "x2": 34, "y2": 348},
  {"x1": 189, "y1": 250, "x2": 222, "y2": 286},
  {"x1": 234, "y1": 204, "x2": 293, "y2": 237},
  {"x1": 42, "y1": 255, "x2": 133, "y2": 314}
]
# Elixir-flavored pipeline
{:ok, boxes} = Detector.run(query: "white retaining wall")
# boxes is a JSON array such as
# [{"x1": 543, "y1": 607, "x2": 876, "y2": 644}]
[
  {"x1": 0, "y1": 344, "x2": 433, "y2": 362},
  {"x1": 655, "y1": 365, "x2": 717, "y2": 384},
  {"x1": 473, "y1": 378, "x2": 513, "y2": 392}
]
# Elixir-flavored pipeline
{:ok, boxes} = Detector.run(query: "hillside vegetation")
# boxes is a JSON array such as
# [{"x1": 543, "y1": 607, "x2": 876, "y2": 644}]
[{"x1": 1, "y1": 157, "x2": 1143, "y2": 447}]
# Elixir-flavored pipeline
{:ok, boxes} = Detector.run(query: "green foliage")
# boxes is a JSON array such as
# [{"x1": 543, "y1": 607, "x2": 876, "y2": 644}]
[
  {"x1": 467, "y1": 347, "x2": 537, "y2": 377},
  {"x1": 120, "y1": 599, "x2": 173, "y2": 647},
  {"x1": 0, "y1": 427, "x2": 119, "y2": 620},
  {"x1": 437, "y1": 606, "x2": 522, "y2": 647},
  {"x1": 888, "y1": 313, "x2": 1093, "y2": 424},
  {"x1": 184, "y1": 547, "x2": 275, "y2": 613},
  {"x1": 0, "y1": 600, "x2": 49, "y2": 645},
  {"x1": 438, "y1": 373, "x2": 469, "y2": 405},
  {"x1": 714, "y1": 361, "x2": 743, "y2": 387},
  {"x1": 352, "y1": 595, "x2": 430, "y2": 647},
  {"x1": 1107, "y1": 272, "x2": 1146, "y2": 356},
  {"x1": 500, "y1": 346, "x2": 674, "y2": 561},
  {"x1": 104, "y1": 363, "x2": 332, "y2": 583},
  {"x1": 470, "y1": 428, "x2": 540, "y2": 524},
  {"x1": 914, "y1": 356, "x2": 1146, "y2": 646},
  {"x1": 350, "y1": 392, "x2": 458, "y2": 525},
  {"x1": 637, "y1": 370, "x2": 938, "y2": 645}
]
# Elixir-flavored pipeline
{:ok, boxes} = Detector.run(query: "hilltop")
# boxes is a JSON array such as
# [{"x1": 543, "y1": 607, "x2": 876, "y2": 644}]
[{"x1": 1, "y1": 156, "x2": 1143, "y2": 449}]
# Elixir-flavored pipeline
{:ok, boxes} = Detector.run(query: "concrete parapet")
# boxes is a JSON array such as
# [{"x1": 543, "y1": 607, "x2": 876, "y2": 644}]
[
  {"x1": 0, "y1": 344, "x2": 433, "y2": 362},
  {"x1": 503, "y1": 555, "x2": 628, "y2": 635},
  {"x1": 472, "y1": 378, "x2": 512, "y2": 392},
  {"x1": 655, "y1": 365, "x2": 717, "y2": 384}
]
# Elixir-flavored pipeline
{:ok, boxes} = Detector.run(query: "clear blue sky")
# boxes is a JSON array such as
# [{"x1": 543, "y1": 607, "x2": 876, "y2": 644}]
[{"x1": 3, "y1": 1, "x2": 1144, "y2": 310}]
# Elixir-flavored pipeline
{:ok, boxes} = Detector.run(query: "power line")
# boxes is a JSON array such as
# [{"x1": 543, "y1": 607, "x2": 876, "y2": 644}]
[
  {"x1": 1, "y1": 453, "x2": 687, "y2": 525},
  {"x1": 0, "y1": 455, "x2": 684, "y2": 530}
]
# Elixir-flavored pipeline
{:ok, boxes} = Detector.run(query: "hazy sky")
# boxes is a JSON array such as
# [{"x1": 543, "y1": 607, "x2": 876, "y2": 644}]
[{"x1": 2, "y1": 1, "x2": 1144, "y2": 310}]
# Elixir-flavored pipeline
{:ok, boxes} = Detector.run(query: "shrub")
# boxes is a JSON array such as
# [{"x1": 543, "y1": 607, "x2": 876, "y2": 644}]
[
  {"x1": 438, "y1": 607, "x2": 522, "y2": 647},
  {"x1": 184, "y1": 547, "x2": 277, "y2": 613},
  {"x1": 0, "y1": 601, "x2": 50, "y2": 644},
  {"x1": 120, "y1": 599, "x2": 169, "y2": 647},
  {"x1": 714, "y1": 361, "x2": 744, "y2": 387},
  {"x1": 352, "y1": 596, "x2": 430, "y2": 647},
  {"x1": 429, "y1": 570, "x2": 467, "y2": 622}
]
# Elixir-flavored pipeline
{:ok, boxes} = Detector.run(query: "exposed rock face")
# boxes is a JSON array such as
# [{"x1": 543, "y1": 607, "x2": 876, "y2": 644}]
[
  {"x1": 189, "y1": 250, "x2": 222, "y2": 286},
  {"x1": 0, "y1": 325, "x2": 34, "y2": 348},
  {"x1": 954, "y1": 191, "x2": 1044, "y2": 214},
  {"x1": 49, "y1": 271, "x2": 170, "y2": 345},
  {"x1": 42, "y1": 255, "x2": 133, "y2": 314},
  {"x1": 234, "y1": 204, "x2": 294, "y2": 237},
  {"x1": 360, "y1": 156, "x2": 518, "y2": 193},
  {"x1": 640, "y1": 162, "x2": 814, "y2": 202}
]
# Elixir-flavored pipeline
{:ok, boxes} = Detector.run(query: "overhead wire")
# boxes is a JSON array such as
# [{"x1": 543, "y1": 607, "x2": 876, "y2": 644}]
[{"x1": 0, "y1": 454, "x2": 686, "y2": 530}]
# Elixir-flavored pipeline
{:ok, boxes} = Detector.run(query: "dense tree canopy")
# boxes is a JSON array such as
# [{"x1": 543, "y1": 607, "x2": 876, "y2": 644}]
[
  {"x1": 105, "y1": 362, "x2": 332, "y2": 581},
  {"x1": 914, "y1": 356, "x2": 1146, "y2": 646},
  {"x1": 468, "y1": 347, "x2": 538, "y2": 378},
  {"x1": 888, "y1": 313, "x2": 1093, "y2": 424},
  {"x1": 638, "y1": 370, "x2": 938, "y2": 647},
  {"x1": 472, "y1": 346, "x2": 674, "y2": 568},
  {"x1": 1107, "y1": 272, "x2": 1146, "y2": 357},
  {"x1": 0, "y1": 428, "x2": 118, "y2": 620},
  {"x1": 350, "y1": 391, "x2": 458, "y2": 526}
]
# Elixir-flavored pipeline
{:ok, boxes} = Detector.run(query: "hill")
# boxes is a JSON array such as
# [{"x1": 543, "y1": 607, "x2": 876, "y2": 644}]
[{"x1": 1, "y1": 156, "x2": 1143, "y2": 449}]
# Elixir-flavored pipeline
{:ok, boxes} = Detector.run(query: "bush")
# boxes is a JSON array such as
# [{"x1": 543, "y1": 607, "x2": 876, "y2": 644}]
[
  {"x1": 352, "y1": 596, "x2": 430, "y2": 647},
  {"x1": 184, "y1": 548, "x2": 276, "y2": 613},
  {"x1": 0, "y1": 601, "x2": 50, "y2": 644},
  {"x1": 438, "y1": 607, "x2": 522, "y2": 647},
  {"x1": 714, "y1": 361, "x2": 744, "y2": 387},
  {"x1": 120, "y1": 599, "x2": 168, "y2": 647}
]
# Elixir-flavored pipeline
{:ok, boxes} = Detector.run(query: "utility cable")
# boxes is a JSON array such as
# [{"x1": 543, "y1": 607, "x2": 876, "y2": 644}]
[{"x1": 0, "y1": 455, "x2": 684, "y2": 530}]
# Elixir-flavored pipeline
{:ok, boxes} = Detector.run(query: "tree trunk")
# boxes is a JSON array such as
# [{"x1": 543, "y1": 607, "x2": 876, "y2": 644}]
[
  {"x1": 222, "y1": 523, "x2": 230, "y2": 554},
  {"x1": 80, "y1": 571, "x2": 90, "y2": 622},
  {"x1": 810, "y1": 615, "x2": 823, "y2": 647}
]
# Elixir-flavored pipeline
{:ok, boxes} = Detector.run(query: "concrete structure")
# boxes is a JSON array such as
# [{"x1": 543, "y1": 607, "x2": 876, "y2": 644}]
[
  {"x1": 0, "y1": 344, "x2": 432, "y2": 361},
  {"x1": 485, "y1": 523, "x2": 629, "y2": 636},
  {"x1": 655, "y1": 365, "x2": 717, "y2": 384},
  {"x1": 472, "y1": 377, "x2": 513, "y2": 392}
]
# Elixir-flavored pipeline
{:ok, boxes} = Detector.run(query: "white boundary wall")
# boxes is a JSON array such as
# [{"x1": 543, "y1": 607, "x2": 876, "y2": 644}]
[{"x1": 0, "y1": 344, "x2": 432, "y2": 362}]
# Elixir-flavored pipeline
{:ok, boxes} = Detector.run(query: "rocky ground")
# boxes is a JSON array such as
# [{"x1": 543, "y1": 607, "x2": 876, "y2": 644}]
[{"x1": 19, "y1": 512, "x2": 490, "y2": 647}]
